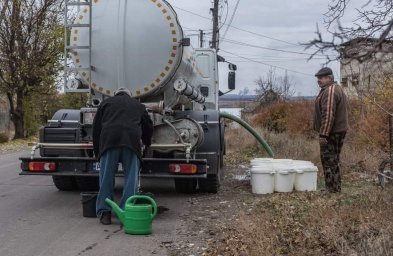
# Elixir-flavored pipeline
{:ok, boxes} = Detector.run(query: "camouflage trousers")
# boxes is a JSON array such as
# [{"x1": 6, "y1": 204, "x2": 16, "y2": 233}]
[{"x1": 320, "y1": 132, "x2": 346, "y2": 192}]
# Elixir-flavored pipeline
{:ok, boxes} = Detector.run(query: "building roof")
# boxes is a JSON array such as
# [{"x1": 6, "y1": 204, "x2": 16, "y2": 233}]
[{"x1": 341, "y1": 37, "x2": 393, "y2": 47}]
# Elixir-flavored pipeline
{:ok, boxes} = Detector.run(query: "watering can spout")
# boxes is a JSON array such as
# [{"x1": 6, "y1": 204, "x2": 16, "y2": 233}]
[{"x1": 105, "y1": 198, "x2": 125, "y2": 224}]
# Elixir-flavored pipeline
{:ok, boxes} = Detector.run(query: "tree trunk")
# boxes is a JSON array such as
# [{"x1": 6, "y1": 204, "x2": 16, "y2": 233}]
[{"x1": 9, "y1": 91, "x2": 25, "y2": 139}]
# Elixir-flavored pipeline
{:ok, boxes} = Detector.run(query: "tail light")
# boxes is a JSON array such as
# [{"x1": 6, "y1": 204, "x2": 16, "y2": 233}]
[
  {"x1": 168, "y1": 164, "x2": 197, "y2": 174},
  {"x1": 28, "y1": 162, "x2": 57, "y2": 172}
]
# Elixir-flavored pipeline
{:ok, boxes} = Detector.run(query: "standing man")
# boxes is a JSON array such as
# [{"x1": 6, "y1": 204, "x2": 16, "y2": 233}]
[
  {"x1": 93, "y1": 87, "x2": 153, "y2": 225},
  {"x1": 313, "y1": 67, "x2": 349, "y2": 193}
]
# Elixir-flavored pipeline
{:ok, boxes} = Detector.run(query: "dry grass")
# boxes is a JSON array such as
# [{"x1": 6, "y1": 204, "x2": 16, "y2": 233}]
[
  {"x1": 225, "y1": 117, "x2": 386, "y2": 176},
  {"x1": 0, "y1": 137, "x2": 36, "y2": 152},
  {"x1": 210, "y1": 107, "x2": 393, "y2": 255},
  {"x1": 207, "y1": 183, "x2": 393, "y2": 256},
  {"x1": 224, "y1": 125, "x2": 320, "y2": 166}
]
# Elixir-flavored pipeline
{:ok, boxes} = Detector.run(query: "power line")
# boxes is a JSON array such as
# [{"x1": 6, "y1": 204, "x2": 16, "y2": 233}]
[
  {"x1": 218, "y1": 0, "x2": 229, "y2": 30},
  {"x1": 172, "y1": 5, "x2": 302, "y2": 48},
  {"x1": 220, "y1": 49, "x2": 314, "y2": 77},
  {"x1": 227, "y1": 24, "x2": 302, "y2": 47},
  {"x1": 183, "y1": 26, "x2": 213, "y2": 32},
  {"x1": 220, "y1": 53, "x2": 326, "y2": 59},
  {"x1": 173, "y1": 5, "x2": 338, "y2": 57},
  {"x1": 221, "y1": 0, "x2": 241, "y2": 41},
  {"x1": 222, "y1": 38, "x2": 336, "y2": 57},
  {"x1": 222, "y1": 57, "x2": 327, "y2": 61},
  {"x1": 172, "y1": 5, "x2": 211, "y2": 21}
]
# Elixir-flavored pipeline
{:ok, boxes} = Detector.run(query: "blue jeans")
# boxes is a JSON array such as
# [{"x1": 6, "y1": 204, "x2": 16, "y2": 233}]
[{"x1": 96, "y1": 147, "x2": 140, "y2": 217}]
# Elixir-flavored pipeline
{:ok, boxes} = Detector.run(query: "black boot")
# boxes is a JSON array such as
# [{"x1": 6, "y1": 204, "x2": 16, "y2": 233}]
[{"x1": 99, "y1": 212, "x2": 111, "y2": 225}]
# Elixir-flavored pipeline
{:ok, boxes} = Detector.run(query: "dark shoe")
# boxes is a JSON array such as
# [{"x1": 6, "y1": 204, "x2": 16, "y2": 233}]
[{"x1": 99, "y1": 212, "x2": 111, "y2": 225}]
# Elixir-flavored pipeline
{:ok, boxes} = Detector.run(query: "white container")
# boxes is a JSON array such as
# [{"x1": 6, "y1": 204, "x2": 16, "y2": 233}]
[
  {"x1": 292, "y1": 160, "x2": 315, "y2": 168},
  {"x1": 271, "y1": 159, "x2": 293, "y2": 170},
  {"x1": 294, "y1": 166, "x2": 318, "y2": 191},
  {"x1": 251, "y1": 168, "x2": 275, "y2": 194},
  {"x1": 250, "y1": 158, "x2": 274, "y2": 166},
  {"x1": 274, "y1": 169, "x2": 296, "y2": 192},
  {"x1": 251, "y1": 158, "x2": 274, "y2": 162},
  {"x1": 274, "y1": 159, "x2": 293, "y2": 162}
]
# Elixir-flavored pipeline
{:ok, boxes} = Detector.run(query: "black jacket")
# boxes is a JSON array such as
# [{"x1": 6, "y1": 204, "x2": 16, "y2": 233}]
[{"x1": 92, "y1": 92, "x2": 153, "y2": 160}]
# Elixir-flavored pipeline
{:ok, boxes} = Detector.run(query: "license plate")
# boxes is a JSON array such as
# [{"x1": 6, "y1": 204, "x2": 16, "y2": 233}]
[
  {"x1": 92, "y1": 162, "x2": 101, "y2": 172},
  {"x1": 92, "y1": 163, "x2": 123, "y2": 172}
]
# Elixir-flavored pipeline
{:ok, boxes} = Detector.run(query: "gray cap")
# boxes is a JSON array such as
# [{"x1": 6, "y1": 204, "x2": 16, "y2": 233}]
[
  {"x1": 315, "y1": 67, "x2": 333, "y2": 77},
  {"x1": 114, "y1": 87, "x2": 132, "y2": 97}
]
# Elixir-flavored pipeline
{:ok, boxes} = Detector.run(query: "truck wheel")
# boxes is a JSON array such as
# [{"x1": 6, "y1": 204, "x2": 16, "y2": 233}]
[
  {"x1": 199, "y1": 174, "x2": 220, "y2": 193},
  {"x1": 174, "y1": 178, "x2": 197, "y2": 193},
  {"x1": 76, "y1": 176, "x2": 99, "y2": 191},
  {"x1": 52, "y1": 176, "x2": 78, "y2": 191}
]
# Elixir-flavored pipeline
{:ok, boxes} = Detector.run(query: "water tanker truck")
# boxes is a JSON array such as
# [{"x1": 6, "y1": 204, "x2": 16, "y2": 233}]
[{"x1": 19, "y1": 0, "x2": 238, "y2": 193}]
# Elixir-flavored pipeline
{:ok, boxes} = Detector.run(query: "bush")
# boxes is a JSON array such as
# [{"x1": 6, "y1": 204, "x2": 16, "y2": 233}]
[
  {"x1": 231, "y1": 99, "x2": 389, "y2": 173},
  {"x1": 251, "y1": 101, "x2": 314, "y2": 138}
]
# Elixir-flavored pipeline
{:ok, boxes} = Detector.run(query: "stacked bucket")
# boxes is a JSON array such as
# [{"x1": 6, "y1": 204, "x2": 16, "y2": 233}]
[{"x1": 250, "y1": 158, "x2": 318, "y2": 194}]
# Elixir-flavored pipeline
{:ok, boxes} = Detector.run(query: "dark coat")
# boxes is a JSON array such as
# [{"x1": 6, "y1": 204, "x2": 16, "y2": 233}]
[{"x1": 92, "y1": 92, "x2": 153, "y2": 160}]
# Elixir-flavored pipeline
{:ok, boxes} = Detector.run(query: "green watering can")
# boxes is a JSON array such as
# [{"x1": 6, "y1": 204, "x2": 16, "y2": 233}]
[{"x1": 105, "y1": 195, "x2": 157, "y2": 235}]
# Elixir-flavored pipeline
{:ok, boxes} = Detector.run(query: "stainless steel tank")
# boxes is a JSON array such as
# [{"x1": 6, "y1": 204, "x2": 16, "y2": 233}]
[{"x1": 71, "y1": 0, "x2": 203, "y2": 100}]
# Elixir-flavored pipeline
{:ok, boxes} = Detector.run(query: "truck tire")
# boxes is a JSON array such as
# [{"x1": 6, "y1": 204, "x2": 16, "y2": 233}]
[
  {"x1": 52, "y1": 176, "x2": 78, "y2": 191},
  {"x1": 199, "y1": 174, "x2": 220, "y2": 193},
  {"x1": 199, "y1": 154, "x2": 221, "y2": 193},
  {"x1": 174, "y1": 178, "x2": 197, "y2": 193},
  {"x1": 76, "y1": 176, "x2": 99, "y2": 191}
]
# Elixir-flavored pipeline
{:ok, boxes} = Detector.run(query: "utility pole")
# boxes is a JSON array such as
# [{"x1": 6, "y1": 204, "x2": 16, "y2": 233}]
[
  {"x1": 199, "y1": 30, "x2": 204, "y2": 48},
  {"x1": 211, "y1": 0, "x2": 219, "y2": 50}
]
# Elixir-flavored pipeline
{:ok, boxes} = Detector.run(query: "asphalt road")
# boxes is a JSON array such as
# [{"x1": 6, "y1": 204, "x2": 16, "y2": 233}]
[{"x1": 0, "y1": 151, "x2": 190, "y2": 256}]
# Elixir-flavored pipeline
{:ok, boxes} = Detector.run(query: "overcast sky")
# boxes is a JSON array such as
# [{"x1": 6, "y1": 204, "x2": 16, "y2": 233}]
[{"x1": 168, "y1": 0, "x2": 363, "y2": 96}]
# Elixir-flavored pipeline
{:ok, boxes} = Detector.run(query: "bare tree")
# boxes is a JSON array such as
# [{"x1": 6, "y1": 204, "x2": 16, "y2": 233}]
[
  {"x1": 255, "y1": 68, "x2": 295, "y2": 105},
  {"x1": 0, "y1": 0, "x2": 63, "y2": 138},
  {"x1": 307, "y1": 0, "x2": 393, "y2": 62},
  {"x1": 280, "y1": 70, "x2": 296, "y2": 99},
  {"x1": 237, "y1": 87, "x2": 250, "y2": 108},
  {"x1": 238, "y1": 87, "x2": 249, "y2": 96}
]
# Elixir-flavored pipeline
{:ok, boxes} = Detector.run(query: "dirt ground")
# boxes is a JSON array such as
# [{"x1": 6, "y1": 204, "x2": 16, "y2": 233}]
[
  {"x1": 166, "y1": 162, "x2": 252, "y2": 256},
  {"x1": 167, "y1": 155, "x2": 393, "y2": 256}
]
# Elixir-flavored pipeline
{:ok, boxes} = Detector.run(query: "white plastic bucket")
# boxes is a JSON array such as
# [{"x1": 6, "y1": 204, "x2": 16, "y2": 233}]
[
  {"x1": 294, "y1": 166, "x2": 318, "y2": 191},
  {"x1": 250, "y1": 158, "x2": 274, "y2": 166},
  {"x1": 251, "y1": 158, "x2": 274, "y2": 162},
  {"x1": 292, "y1": 160, "x2": 315, "y2": 168},
  {"x1": 271, "y1": 159, "x2": 293, "y2": 170},
  {"x1": 274, "y1": 159, "x2": 293, "y2": 162},
  {"x1": 251, "y1": 168, "x2": 275, "y2": 194},
  {"x1": 275, "y1": 169, "x2": 296, "y2": 192}
]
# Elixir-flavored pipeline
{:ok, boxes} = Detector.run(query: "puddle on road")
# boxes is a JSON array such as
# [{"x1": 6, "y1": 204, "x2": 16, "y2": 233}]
[
  {"x1": 233, "y1": 175, "x2": 250, "y2": 181},
  {"x1": 233, "y1": 168, "x2": 251, "y2": 181}
]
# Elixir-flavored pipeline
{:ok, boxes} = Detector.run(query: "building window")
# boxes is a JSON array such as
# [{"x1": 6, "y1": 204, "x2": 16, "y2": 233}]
[
  {"x1": 341, "y1": 77, "x2": 348, "y2": 87},
  {"x1": 351, "y1": 74, "x2": 359, "y2": 87}
]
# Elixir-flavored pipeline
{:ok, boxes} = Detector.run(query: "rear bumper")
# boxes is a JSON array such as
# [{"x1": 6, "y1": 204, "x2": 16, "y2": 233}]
[{"x1": 19, "y1": 157, "x2": 208, "y2": 179}]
